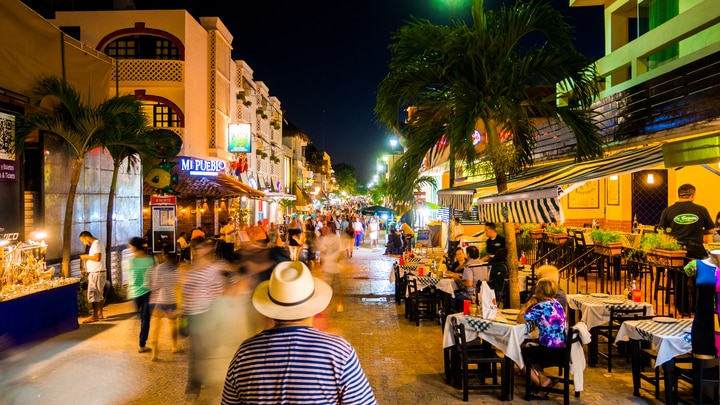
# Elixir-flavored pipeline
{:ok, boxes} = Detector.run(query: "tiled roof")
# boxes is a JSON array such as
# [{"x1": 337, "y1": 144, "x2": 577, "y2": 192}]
[{"x1": 145, "y1": 172, "x2": 264, "y2": 199}]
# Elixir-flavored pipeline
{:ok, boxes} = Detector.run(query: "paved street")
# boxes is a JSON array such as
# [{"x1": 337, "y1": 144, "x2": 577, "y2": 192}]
[{"x1": 0, "y1": 243, "x2": 685, "y2": 404}]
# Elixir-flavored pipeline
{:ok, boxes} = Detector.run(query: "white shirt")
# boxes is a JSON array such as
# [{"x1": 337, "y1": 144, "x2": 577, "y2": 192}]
[{"x1": 86, "y1": 239, "x2": 106, "y2": 273}]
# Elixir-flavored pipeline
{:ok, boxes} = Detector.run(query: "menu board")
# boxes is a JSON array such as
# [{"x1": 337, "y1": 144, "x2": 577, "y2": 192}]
[{"x1": 151, "y1": 205, "x2": 176, "y2": 253}]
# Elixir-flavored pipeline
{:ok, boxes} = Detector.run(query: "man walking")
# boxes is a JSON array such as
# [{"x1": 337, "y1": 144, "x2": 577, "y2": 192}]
[
  {"x1": 659, "y1": 183, "x2": 715, "y2": 259},
  {"x1": 222, "y1": 261, "x2": 377, "y2": 404},
  {"x1": 79, "y1": 231, "x2": 106, "y2": 323}
]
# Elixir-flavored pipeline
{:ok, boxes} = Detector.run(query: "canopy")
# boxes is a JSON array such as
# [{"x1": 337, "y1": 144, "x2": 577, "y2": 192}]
[
  {"x1": 476, "y1": 145, "x2": 665, "y2": 224},
  {"x1": 144, "y1": 171, "x2": 264, "y2": 199},
  {"x1": 360, "y1": 205, "x2": 393, "y2": 216}
]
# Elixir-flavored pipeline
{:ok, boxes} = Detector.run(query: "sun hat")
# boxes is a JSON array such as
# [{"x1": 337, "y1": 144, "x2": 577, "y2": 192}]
[{"x1": 252, "y1": 261, "x2": 332, "y2": 320}]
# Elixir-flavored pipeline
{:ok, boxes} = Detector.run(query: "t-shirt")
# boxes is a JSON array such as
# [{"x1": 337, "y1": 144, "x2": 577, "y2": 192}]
[
  {"x1": 222, "y1": 326, "x2": 377, "y2": 405},
  {"x1": 86, "y1": 239, "x2": 106, "y2": 273},
  {"x1": 461, "y1": 259, "x2": 487, "y2": 296},
  {"x1": 658, "y1": 201, "x2": 714, "y2": 257},
  {"x1": 126, "y1": 256, "x2": 153, "y2": 299},
  {"x1": 523, "y1": 299, "x2": 567, "y2": 348},
  {"x1": 486, "y1": 235, "x2": 506, "y2": 256}
]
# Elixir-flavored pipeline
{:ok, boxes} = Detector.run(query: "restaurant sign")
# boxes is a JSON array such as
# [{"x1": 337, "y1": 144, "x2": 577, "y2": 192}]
[{"x1": 179, "y1": 157, "x2": 227, "y2": 177}]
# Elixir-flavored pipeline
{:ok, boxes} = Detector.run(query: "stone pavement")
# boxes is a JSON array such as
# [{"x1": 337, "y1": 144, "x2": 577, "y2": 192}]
[{"x1": 0, "y1": 243, "x2": 687, "y2": 404}]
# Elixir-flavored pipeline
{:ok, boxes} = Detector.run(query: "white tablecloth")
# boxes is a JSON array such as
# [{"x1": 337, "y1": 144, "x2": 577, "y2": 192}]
[
  {"x1": 615, "y1": 318, "x2": 692, "y2": 367},
  {"x1": 567, "y1": 294, "x2": 654, "y2": 329},
  {"x1": 442, "y1": 313, "x2": 532, "y2": 369}
]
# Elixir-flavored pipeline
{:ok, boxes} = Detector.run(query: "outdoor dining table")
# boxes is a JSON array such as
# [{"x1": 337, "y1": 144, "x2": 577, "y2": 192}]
[
  {"x1": 567, "y1": 293, "x2": 654, "y2": 367},
  {"x1": 615, "y1": 318, "x2": 693, "y2": 404},
  {"x1": 442, "y1": 312, "x2": 534, "y2": 400}
]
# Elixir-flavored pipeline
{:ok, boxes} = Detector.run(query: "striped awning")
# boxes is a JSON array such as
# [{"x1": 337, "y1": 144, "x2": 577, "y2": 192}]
[
  {"x1": 476, "y1": 145, "x2": 665, "y2": 224},
  {"x1": 478, "y1": 187, "x2": 564, "y2": 224}
]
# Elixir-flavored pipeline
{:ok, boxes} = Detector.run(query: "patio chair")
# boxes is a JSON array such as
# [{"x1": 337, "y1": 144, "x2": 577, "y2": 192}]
[
  {"x1": 523, "y1": 328, "x2": 582, "y2": 405},
  {"x1": 592, "y1": 307, "x2": 649, "y2": 372}
]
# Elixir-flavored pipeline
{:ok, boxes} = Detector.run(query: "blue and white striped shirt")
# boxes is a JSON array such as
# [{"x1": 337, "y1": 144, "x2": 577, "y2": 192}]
[{"x1": 222, "y1": 326, "x2": 377, "y2": 405}]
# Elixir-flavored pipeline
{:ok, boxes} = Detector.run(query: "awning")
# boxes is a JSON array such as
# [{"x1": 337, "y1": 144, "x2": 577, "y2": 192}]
[
  {"x1": 437, "y1": 159, "x2": 570, "y2": 211},
  {"x1": 476, "y1": 144, "x2": 665, "y2": 223},
  {"x1": 294, "y1": 184, "x2": 313, "y2": 206},
  {"x1": 145, "y1": 171, "x2": 264, "y2": 199}
]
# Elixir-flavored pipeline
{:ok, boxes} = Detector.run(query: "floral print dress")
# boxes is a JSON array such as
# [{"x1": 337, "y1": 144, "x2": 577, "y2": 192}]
[{"x1": 524, "y1": 299, "x2": 567, "y2": 348}]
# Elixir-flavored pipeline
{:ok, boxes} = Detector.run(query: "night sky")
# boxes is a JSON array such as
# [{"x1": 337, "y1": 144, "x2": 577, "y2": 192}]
[{"x1": 185, "y1": 0, "x2": 605, "y2": 182}]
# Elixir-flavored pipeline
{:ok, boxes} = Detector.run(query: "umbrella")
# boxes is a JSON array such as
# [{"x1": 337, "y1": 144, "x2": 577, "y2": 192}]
[{"x1": 360, "y1": 205, "x2": 393, "y2": 216}]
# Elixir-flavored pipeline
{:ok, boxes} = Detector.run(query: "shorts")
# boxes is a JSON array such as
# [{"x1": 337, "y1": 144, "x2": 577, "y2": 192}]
[
  {"x1": 87, "y1": 272, "x2": 106, "y2": 303},
  {"x1": 150, "y1": 303, "x2": 178, "y2": 316}
]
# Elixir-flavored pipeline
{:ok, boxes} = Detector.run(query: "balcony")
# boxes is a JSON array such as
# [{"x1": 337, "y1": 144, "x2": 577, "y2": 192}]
[{"x1": 112, "y1": 59, "x2": 184, "y2": 83}]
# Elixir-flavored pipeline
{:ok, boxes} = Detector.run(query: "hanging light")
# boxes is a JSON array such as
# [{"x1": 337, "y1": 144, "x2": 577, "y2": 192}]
[
  {"x1": 609, "y1": 175, "x2": 618, "y2": 181},
  {"x1": 647, "y1": 173, "x2": 654, "y2": 184}
]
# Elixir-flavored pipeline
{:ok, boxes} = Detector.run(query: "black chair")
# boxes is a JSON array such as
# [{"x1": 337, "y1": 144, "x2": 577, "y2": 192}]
[
  {"x1": 675, "y1": 354, "x2": 720, "y2": 405},
  {"x1": 571, "y1": 229, "x2": 597, "y2": 279},
  {"x1": 407, "y1": 278, "x2": 437, "y2": 326},
  {"x1": 449, "y1": 316, "x2": 506, "y2": 401},
  {"x1": 592, "y1": 307, "x2": 648, "y2": 372},
  {"x1": 523, "y1": 328, "x2": 582, "y2": 405},
  {"x1": 393, "y1": 264, "x2": 407, "y2": 305}
]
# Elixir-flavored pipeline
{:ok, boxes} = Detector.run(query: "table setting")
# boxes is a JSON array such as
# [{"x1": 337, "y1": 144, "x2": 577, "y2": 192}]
[{"x1": 567, "y1": 293, "x2": 654, "y2": 329}]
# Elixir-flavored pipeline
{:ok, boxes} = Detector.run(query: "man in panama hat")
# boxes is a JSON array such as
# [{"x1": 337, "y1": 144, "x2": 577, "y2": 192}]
[{"x1": 221, "y1": 261, "x2": 377, "y2": 404}]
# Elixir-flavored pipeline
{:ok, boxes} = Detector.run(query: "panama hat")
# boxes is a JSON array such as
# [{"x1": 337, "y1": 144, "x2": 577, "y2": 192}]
[{"x1": 252, "y1": 261, "x2": 332, "y2": 320}]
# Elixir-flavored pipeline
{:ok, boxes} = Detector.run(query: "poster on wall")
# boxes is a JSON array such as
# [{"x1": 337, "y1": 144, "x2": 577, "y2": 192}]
[
  {"x1": 0, "y1": 111, "x2": 21, "y2": 241},
  {"x1": 151, "y1": 195, "x2": 177, "y2": 254},
  {"x1": 568, "y1": 180, "x2": 600, "y2": 209}
]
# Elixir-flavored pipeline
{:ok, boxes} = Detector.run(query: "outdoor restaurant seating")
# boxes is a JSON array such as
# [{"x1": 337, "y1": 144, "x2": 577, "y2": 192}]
[
  {"x1": 675, "y1": 354, "x2": 720, "y2": 405},
  {"x1": 592, "y1": 307, "x2": 649, "y2": 372},
  {"x1": 393, "y1": 264, "x2": 407, "y2": 305},
  {"x1": 449, "y1": 316, "x2": 506, "y2": 401},
  {"x1": 523, "y1": 328, "x2": 582, "y2": 405},
  {"x1": 407, "y1": 278, "x2": 438, "y2": 326}
]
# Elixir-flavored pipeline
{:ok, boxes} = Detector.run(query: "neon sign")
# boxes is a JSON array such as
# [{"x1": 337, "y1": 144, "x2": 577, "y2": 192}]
[
  {"x1": 179, "y1": 158, "x2": 227, "y2": 177},
  {"x1": 471, "y1": 130, "x2": 482, "y2": 146}
]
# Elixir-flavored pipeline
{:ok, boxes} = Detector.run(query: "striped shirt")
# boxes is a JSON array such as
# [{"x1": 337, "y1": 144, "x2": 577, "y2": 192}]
[
  {"x1": 148, "y1": 260, "x2": 178, "y2": 305},
  {"x1": 181, "y1": 262, "x2": 224, "y2": 315},
  {"x1": 222, "y1": 326, "x2": 377, "y2": 405}
]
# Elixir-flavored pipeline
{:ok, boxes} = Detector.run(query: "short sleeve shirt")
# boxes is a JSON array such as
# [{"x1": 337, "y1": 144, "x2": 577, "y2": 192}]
[
  {"x1": 523, "y1": 299, "x2": 567, "y2": 348},
  {"x1": 86, "y1": 239, "x2": 106, "y2": 273}
]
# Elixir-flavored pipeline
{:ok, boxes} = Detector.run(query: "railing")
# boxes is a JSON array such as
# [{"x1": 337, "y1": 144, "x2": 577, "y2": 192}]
[{"x1": 113, "y1": 59, "x2": 184, "y2": 83}]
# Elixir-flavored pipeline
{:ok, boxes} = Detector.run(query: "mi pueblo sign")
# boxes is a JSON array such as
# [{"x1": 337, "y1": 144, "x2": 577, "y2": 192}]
[{"x1": 180, "y1": 158, "x2": 227, "y2": 177}]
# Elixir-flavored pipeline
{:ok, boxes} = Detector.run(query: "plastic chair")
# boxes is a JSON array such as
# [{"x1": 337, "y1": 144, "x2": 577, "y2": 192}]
[
  {"x1": 592, "y1": 307, "x2": 648, "y2": 372},
  {"x1": 523, "y1": 328, "x2": 582, "y2": 405},
  {"x1": 449, "y1": 317, "x2": 506, "y2": 401}
]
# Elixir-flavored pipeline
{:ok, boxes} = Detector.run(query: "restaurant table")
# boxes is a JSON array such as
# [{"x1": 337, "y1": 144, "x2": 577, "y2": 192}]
[
  {"x1": 442, "y1": 313, "x2": 534, "y2": 400},
  {"x1": 567, "y1": 294, "x2": 655, "y2": 330},
  {"x1": 0, "y1": 281, "x2": 80, "y2": 347},
  {"x1": 615, "y1": 318, "x2": 693, "y2": 404}
]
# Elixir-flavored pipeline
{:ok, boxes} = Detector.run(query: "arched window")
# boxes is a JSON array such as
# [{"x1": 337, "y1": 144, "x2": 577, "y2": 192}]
[{"x1": 104, "y1": 35, "x2": 180, "y2": 60}]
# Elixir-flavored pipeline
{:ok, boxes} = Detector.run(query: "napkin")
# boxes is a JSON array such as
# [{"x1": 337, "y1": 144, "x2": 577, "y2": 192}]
[{"x1": 480, "y1": 281, "x2": 498, "y2": 320}]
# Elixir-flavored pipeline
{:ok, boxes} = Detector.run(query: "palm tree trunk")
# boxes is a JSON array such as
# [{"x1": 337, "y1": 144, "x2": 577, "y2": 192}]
[
  {"x1": 61, "y1": 157, "x2": 83, "y2": 278},
  {"x1": 503, "y1": 222, "x2": 521, "y2": 309},
  {"x1": 105, "y1": 161, "x2": 120, "y2": 285}
]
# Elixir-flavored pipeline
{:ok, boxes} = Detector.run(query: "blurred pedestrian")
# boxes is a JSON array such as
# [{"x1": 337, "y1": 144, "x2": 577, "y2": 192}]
[
  {"x1": 318, "y1": 226, "x2": 346, "y2": 312},
  {"x1": 368, "y1": 217, "x2": 379, "y2": 249},
  {"x1": 287, "y1": 219, "x2": 303, "y2": 261},
  {"x1": 126, "y1": 237, "x2": 153, "y2": 353},
  {"x1": 181, "y1": 238, "x2": 227, "y2": 399},
  {"x1": 79, "y1": 231, "x2": 106, "y2": 323},
  {"x1": 222, "y1": 261, "x2": 377, "y2": 404},
  {"x1": 344, "y1": 220, "x2": 355, "y2": 258},
  {"x1": 147, "y1": 243, "x2": 180, "y2": 361}
]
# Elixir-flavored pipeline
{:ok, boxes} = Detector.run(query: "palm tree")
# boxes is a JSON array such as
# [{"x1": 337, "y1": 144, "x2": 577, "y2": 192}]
[
  {"x1": 15, "y1": 76, "x2": 143, "y2": 277},
  {"x1": 375, "y1": 0, "x2": 603, "y2": 308},
  {"x1": 100, "y1": 107, "x2": 182, "y2": 283}
]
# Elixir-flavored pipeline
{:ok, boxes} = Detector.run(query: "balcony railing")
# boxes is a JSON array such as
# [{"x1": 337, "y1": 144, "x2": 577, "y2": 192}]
[{"x1": 112, "y1": 59, "x2": 184, "y2": 83}]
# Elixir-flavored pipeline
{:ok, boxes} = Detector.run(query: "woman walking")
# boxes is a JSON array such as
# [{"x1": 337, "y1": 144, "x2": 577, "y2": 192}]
[
  {"x1": 147, "y1": 243, "x2": 180, "y2": 360},
  {"x1": 126, "y1": 237, "x2": 154, "y2": 353}
]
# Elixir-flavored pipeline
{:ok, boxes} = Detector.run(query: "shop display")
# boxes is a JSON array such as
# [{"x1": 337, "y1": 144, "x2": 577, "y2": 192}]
[{"x1": 0, "y1": 240, "x2": 78, "y2": 301}]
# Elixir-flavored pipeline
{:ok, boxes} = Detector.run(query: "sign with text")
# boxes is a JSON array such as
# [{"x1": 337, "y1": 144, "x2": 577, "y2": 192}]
[
  {"x1": 179, "y1": 157, "x2": 227, "y2": 177},
  {"x1": 150, "y1": 195, "x2": 177, "y2": 205},
  {"x1": 228, "y1": 123, "x2": 251, "y2": 153},
  {"x1": 151, "y1": 205, "x2": 176, "y2": 254},
  {"x1": 0, "y1": 111, "x2": 21, "y2": 240}
]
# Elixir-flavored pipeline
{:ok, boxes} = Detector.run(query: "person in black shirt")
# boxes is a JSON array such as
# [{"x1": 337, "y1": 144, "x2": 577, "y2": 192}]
[
  {"x1": 483, "y1": 222, "x2": 506, "y2": 261},
  {"x1": 658, "y1": 184, "x2": 715, "y2": 259}
]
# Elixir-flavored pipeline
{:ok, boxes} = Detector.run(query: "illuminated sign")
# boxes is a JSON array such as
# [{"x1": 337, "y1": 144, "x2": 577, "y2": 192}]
[
  {"x1": 471, "y1": 130, "x2": 482, "y2": 146},
  {"x1": 179, "y1": 158, "x2": 227, "y2": 177},
  {"x1": 228, "y1": 123, "x2": 251, "y2": 153}
]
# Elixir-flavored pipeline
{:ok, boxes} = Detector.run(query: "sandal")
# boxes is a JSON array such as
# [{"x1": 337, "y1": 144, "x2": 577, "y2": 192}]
[
  {"x1": 82, "y1": 317, "x2": 98, "y2": 323},
  {"x1": 528, "y1": 392, "x2": 549, "y2": 401}
]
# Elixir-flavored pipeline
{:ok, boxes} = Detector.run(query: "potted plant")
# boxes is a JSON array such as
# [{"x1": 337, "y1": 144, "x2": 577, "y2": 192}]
[
  {"x1": 270, "y1": 154, "x2": 280, "y2": 164},
  {"x1": 640, "y1": 231, "x2": 686, "y2": 267},
  {"x1": 519, "y1": 223, "x2": 543, "y2": 239},
  {"x1": 256, "y1": 150, "x2": 268, "y2": 159},
  {"x1": 544, "y1": 223, "x2": 568, "y2": 243},
  {"x1": 243, "y1": 100, "x2": 253, "y2": 106},
  {"x1": 590, "y1": 228, "x2": 623, "y2": 256}
]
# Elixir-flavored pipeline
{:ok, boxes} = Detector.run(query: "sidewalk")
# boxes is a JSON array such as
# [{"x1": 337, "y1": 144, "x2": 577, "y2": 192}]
[{"x1": 1, "y1": 243, "x2": 667, "y2": 404}]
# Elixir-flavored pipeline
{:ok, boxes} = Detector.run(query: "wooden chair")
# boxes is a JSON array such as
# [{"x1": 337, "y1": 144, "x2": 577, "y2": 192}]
[
  {"x1": 523, "y1": 328, "x2": 582, "y2": 405},
  {"x1": 449, "y1": 316, "x2": 506, "y2": 401},
  {"x1": 393, "y1": 264, "x2": 407, "y2": 305},
  {"x1": 592, "y1": 307, "x2": 648, "y2": 372},
  {"x1": 407, "y1": 278, "x2": 437, "y2": 326},
  {"x1": 675, "y1": 354, "x2": 720, "y2": 405}
]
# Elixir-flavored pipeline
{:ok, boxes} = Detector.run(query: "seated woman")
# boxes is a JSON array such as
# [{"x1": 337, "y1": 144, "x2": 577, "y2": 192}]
[
  {"x1": 384, "y1": 228, "x2": 403, "y2": 255},
  {"x1": 517, "y1": 277, "x2": 567, "y2": 400},
  {"x1": 449, "y1": 248, "x2": 467, "y2": 273}
]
